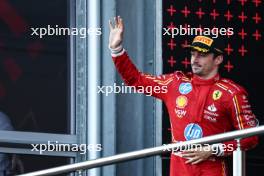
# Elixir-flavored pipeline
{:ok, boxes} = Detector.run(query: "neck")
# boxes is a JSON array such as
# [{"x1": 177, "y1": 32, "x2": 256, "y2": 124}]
[{"x1": 196, "y1": 69, "x2": 218, "y2": 80}]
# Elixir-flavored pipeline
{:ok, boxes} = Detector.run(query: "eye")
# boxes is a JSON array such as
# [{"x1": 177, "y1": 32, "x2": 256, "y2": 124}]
[{"x1": 199, "y1": 53, "x2": 208, "y2": 57}]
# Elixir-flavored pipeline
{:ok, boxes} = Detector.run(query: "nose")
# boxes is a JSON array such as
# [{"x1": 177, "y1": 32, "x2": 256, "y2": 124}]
[{"x1": 191, "y1": 53, "x2": 199, "y2": 63}]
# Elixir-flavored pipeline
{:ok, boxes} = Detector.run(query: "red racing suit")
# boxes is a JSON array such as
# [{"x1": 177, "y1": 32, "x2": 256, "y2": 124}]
[{"x1": 112, "y1": 50, "x2": 259, "y2": 176}]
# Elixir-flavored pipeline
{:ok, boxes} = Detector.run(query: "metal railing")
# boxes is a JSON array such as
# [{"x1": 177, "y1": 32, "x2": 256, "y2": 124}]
[{"x1": 18, "y1": 125, "x2": 264, "y2": 176}]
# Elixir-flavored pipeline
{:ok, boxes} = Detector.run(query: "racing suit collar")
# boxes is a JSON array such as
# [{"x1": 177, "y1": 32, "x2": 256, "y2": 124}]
[{"x1": 192, "y1": 73, "x2": 220, "y2": 85}]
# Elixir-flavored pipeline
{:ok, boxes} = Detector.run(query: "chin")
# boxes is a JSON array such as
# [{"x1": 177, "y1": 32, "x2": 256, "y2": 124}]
[
  {"x1": 193, "y1": 71, "x2": 204, "y2": 76},
  {"x1": 192, "y1": 69, "x2": 201, "y2": 75},
  {"x1": 193, "y1": 73, "x2": 202, "y2": 76}
]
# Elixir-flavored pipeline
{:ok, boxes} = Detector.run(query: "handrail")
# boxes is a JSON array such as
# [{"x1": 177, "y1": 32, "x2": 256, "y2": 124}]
[{"x1": 18, "y1": 125, "x2": 264, "y2": 176}]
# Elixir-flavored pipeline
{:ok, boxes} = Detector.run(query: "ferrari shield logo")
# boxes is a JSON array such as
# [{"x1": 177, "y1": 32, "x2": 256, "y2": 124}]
[{"x1": 212, "y1": 90, "x2": 222, "y2": 100}]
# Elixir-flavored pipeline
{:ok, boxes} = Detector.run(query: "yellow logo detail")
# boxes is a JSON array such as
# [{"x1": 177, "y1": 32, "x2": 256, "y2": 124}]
[
  {"x1": 193, "y1": 36, "x2": 213, "y2": 47},
  {"x1": 176, "y1": 96, "x2": 188, "y2": 108},
  {"x1": 212, "y1": 90, "x2": 222, "y2": 100}
]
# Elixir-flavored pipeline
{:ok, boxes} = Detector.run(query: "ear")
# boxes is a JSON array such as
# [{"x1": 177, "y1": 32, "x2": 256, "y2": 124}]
[{"x1": 214, "y1": 55, "x2": 223, "y2": 65}]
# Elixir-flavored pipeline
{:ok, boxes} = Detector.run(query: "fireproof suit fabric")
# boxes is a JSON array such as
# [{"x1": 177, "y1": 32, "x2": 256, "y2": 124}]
[{"x1": 112, "y1": 50, "x2": 258, "y2": 176}]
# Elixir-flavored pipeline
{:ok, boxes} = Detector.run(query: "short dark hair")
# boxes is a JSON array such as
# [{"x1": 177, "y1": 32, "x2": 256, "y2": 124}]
[{"x1": 213, "y1": 52, "x2": 223, "y2": 59}]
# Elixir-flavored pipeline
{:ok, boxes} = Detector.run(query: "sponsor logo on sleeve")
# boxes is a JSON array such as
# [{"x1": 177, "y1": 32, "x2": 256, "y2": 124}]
[
  {"x1": 244, "y1": 115, "x2": 255, "y2": 120},
  {"x1": 243, "y1": 110, "x2": 252, "y2": 114},
  {"x1": 241, "y1": 105, "x2": 251, "y2": 109},
  {"x1": 247, "y1": 119, "x2": 258, "y2": 127},
  {"x1": 242, "y1": 95, "x2": 249, "y2": 103}
]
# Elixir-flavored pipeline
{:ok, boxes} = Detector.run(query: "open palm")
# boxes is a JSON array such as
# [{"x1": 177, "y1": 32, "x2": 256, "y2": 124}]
[{"x1": 109, "y1": 16, "x2": 124, "y2": 49}]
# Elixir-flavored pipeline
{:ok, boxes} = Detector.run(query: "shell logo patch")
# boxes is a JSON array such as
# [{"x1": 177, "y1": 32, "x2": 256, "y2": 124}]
[
  {"x1": 176, "y1": 95, "x2": 188, "y2": 108},
  {"x1": 212, "y1": 90, "x2": 222, "y2": 100}
]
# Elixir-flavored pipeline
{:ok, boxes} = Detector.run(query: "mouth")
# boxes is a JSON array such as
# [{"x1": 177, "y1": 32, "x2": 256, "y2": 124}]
[{"x1": 191, "y1": 64, "x2": 201, "y2": 68}]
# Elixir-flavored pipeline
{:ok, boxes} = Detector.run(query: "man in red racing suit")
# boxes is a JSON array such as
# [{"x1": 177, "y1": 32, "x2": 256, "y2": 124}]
[{"x1": 109, "y1": 16, "x2": 258, "y2": 176}]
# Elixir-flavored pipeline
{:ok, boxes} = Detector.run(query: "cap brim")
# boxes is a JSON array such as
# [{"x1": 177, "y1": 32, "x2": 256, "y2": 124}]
[
  {"x1": 184, "y1": 45, "x2": 210, "y2": 53},
  {"x1": 184, "y1": 45, "x2": 224, "y2": 55},
  {"x1": 213, "y1": 48, "x2": 224, "y2": 54}
]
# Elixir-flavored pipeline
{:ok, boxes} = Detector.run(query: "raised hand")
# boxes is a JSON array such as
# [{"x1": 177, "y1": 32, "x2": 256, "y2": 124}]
[{"x1": 109, "y1": 16, "x2": 124, "y2": 49}]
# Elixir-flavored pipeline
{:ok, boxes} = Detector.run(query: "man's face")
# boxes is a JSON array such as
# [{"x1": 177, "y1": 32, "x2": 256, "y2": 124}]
[{"x1": 190, "y1": 50, "x2": 219, "y2": 77}]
